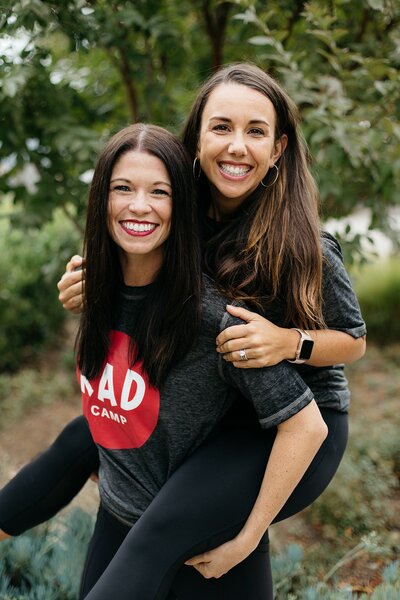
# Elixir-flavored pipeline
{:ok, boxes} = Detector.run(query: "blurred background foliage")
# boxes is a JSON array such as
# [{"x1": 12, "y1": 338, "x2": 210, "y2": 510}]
[{"x1": 1, "y1": 0, "x2": 399, "y2": 233}]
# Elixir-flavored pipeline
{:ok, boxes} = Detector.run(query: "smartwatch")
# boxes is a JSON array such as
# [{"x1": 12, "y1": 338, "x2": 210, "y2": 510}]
[{"x1": 288, "y1": 329, "x2": 314, "y2": 364}]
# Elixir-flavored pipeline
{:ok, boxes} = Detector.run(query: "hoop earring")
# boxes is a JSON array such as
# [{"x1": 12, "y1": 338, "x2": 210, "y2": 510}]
[
  {"x1": 261, "y1": 164, "x2": 279, "y2": 188},
  {"x1": 192, "y1": 157, "x2": 202, "y2": 181}
]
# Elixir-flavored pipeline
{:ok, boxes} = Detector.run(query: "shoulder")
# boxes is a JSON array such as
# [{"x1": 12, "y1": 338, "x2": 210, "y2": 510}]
[
  {"x1": 200, "y1": 274, "x2": 231, "y2": 332},
  {"x1": 321, "y1": 231, "x2": 344, "y2": 262}
]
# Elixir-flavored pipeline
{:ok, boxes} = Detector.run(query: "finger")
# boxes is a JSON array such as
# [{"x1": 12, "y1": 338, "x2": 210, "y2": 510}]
[
  {"x1": 57, "y1": 275, "x2": 83, "y2": 298},
  {"x1": 66, "y1": 255, "x2": 84, "y2": 273},
  {"x1": 222, "y1": 349, "x2": 253, "y2": 363},
  {"x1": 193, "y1": 564, "x2": 215, "y2": 579},
  {"x1": 225, "y1": 304, "x2": 260, "y2": 322},
  {"x1": 217, "y1": 337, "x2": 248, "y2": 355},
  {"x1": 185, "y1": 553, "x2": 208, "y2": 566},
  {"x1": 58, "y1": 283, "x2": 84, "y2": 308},
  {"x1": 216, "y1": 325, "x2": 248, "y2": 347},
  {"x1": 230, "y1": 359, "x2": 260, "y2": 369},
  {"x1": 58, "y1": 268, "x2": 84, "y2": 289}
]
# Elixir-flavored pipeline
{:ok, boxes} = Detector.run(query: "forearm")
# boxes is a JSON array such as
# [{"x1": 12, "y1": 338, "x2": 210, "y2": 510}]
[
  {"x1": 284, "y1": 327, "x2": 366, "y2": 367},
  {"x1": 237, "y1": 400, "x2": 328, "y2": 549}
]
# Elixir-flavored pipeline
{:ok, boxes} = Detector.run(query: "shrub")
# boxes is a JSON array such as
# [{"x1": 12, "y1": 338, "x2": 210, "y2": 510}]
[
  {"x1": 0, "y1": 513, "x2": 398, "y2": 598},
  {"x1": 308, "y1": 416, "x2": 399, "y2": 536},
  {"x1": 0, "y1": 205, "x2": 80, "y2": 372},
  {"x1": 0, "y1": 508, "x2": 94, "y2": 599},
  {"x1": 354, "y1": 258, "x2": 400, "y2": 344}
]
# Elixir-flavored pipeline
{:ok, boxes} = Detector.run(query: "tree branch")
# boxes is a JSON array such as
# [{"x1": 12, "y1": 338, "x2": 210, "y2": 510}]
[{"x1": 199, "y1": 0, "x2": 232, "y2": 70}]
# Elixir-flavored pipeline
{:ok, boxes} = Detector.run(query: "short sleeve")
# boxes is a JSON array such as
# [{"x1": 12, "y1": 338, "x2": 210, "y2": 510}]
[
  {"x1": 218, "y1": 311, "x2": 314, "y2": 429},
  {"x1": 321, "y1": 232, "x2": 367, "y2": 339}
]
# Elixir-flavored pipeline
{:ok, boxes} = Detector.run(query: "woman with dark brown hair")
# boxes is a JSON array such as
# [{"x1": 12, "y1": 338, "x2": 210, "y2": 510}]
[{"x1": 0, "y1": 64, "x2": 366, "y2": 599}]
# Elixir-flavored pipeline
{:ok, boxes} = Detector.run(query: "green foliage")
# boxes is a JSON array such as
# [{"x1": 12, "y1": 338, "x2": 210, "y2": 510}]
[
  {"x1": 309, "y1": 416, "x2": 399, "y2": 536},
  {"x1": 307, "y1": 343, "x2": 400, "y2": 538},
  {"x1": 0, "y1": 201, "x2": 80, "y2": 371},
  {"x1": 1, "y1": 514, "x2": 398, "y2": 598},
  {"x1": 0, "y1": 509, "x2": 94, "y2": 599},
  {"x1": 1, "y1": 0, "x2": 399, "y2": 249},
  {"x1": 354, "y1": 258, "x2": 400, "y2": 344}
]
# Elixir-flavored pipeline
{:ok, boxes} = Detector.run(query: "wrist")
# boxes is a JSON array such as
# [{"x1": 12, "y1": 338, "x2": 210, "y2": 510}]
[
  {"x1": 286, "y1": 328, "x2": 302, "y2": 361},
  {"x1": 287, "y1": 329, "x2": 314, "y2": 364},
  {"x1": 236, "y1": 524, "x2": 266, "y2": 554}
]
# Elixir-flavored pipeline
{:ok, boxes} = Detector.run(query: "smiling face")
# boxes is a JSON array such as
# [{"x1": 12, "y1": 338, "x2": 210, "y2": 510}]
[
  {"x1": 197, "y1": 83, "x2": 287, "y2": 217},
  {"x1": 108, "y1": 150, "x2": 172, "y2": 285}
]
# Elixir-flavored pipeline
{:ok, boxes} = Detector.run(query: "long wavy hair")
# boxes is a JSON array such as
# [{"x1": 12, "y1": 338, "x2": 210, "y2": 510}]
[
  {"x1": 182, "y1": 63, "x2": 325, "y2": 329},
  {"x1": 76, "y1": 124, "x2": 202, "y2": 387}
]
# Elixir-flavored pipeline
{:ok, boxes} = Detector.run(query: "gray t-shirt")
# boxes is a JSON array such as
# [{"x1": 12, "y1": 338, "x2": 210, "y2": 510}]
[
  {"x1": 294, "y1": 233, "x2": 366, "y2": 411},
  {"x1": 80, "y1": 276, "x2": 314, "y2": 525}
]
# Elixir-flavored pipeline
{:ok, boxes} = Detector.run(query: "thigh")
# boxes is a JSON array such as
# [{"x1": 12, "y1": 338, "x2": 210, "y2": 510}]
[
  {"x1": 79, "y1": 505, "x2": 130, "y2": 599},
  {"x1": 170, "y1": 535, "x2": 273, "y2": 600}
]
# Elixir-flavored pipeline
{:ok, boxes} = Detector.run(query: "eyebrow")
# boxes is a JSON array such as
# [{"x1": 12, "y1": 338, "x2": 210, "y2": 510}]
[
  {"x1": 110, "y1": 177, "x2": 172, "y2": 187},
  {"x1": 209, "y1": 116, "x2": 271, "y2": 127}
]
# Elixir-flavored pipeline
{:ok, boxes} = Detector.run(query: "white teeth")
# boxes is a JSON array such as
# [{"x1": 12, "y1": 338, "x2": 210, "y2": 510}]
[
  {"x1": 122, "y1": 222, "x2": 156, "y2": 232},
  {"x1": 220, "y1": 163, "x2": 251, "y2": 176}
]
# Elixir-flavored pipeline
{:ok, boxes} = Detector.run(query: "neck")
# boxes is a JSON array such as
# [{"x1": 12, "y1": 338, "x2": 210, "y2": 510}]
[
  {"x1": 119, "y1": 250, "x2": 163, "y2": 287},
  {"x1": 208, "y1": 187, "x2": 245, "y2": 222}
]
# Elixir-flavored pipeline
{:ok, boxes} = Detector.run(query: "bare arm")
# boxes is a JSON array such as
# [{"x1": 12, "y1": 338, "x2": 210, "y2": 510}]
[
  {"x1": 216, "y1": 305, "x2": 366, "y2": 368},
  {"x1": 0, "y1": 529, "x2": 11, "y2": 541},
  {"x1": 57, "y1": 255, "x2": 85, "y2": 314},
  {"x1": 186, "y1": 399, "x2": 328, "y2": 578}
]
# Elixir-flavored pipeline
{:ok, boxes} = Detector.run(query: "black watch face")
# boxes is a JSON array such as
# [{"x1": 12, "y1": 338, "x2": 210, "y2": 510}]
[{"x1": 299, "y1": 339, "x2": 314, "y2": 360}]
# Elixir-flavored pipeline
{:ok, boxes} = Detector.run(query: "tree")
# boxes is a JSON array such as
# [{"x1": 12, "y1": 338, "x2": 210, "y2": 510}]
[{"x1": 1, "y1": 0, "x2": 399, "y2": 252}]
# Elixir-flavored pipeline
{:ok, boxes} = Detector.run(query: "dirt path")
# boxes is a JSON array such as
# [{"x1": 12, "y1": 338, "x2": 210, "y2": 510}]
[{"x1": 0, "y1": 398, "x2": 99, "y2": 517}]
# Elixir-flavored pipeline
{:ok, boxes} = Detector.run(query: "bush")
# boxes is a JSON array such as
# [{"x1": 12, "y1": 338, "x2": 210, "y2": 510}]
[
  {"x1": 354, "y1": 258, "x2": 400, "y2": 344},
  {"x1": 0, "y1": 205, "x2": 80, "y2": 372},
  {"x1": 308, "y1": 416, "x2": 399, "y2": 536},
  {"x1": 1, "y1": 518, "x2": 398, "y2": 599},
  {"x1": 0, "y1": 508, "x2": 94, "y2": 599}
]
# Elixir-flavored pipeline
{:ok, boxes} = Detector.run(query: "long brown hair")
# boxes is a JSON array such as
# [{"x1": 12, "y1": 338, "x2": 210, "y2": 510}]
[
  {"x1": 183, "y1": 63, "x2": 325, "y2": 329},
  {"x1": 76, "y1": 124, "x2": 202, "y2": 387}
]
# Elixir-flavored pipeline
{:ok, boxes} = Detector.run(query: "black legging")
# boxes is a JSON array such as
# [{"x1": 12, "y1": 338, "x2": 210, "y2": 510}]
[
  {"x1": 80, "y1": 504, "x2": 273, "y2": 600},
  {"x1": 0, "y1": 409, "x2": 348, "y2": 598}
]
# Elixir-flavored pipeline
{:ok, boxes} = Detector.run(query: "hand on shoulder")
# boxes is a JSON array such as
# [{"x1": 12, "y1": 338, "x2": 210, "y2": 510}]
[{"x1": 57, "y1": 255, "x2": 85, "y2": 315}]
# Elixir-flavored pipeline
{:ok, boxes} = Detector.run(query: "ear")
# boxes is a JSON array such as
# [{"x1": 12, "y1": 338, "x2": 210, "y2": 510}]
[{"x1": 272, "y1": 134, "x2": 288, "y2": 162}]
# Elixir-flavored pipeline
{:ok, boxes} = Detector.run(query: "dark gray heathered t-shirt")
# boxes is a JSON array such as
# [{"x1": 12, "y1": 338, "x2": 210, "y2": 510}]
[
  {"x1": 294, "y1": 233, "x2": 367, "y2": 411},
  {"x1": 80, "y1": 276, "x2": 314, "y2": 525}
]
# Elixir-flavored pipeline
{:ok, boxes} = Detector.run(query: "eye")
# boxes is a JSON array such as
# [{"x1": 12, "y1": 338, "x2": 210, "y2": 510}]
[
  {"x1": 248, "y1": 127, "x2": 265, "y2": 136},
  {"x1": 152, "y1": 188, "x2": 171, "y2": 196},
  {"x1": 212, "y1": 123, "x2": 230, "y2": 133},
  {"x1": 112, "y1": 184, "x2": 130, "y2": 192}
]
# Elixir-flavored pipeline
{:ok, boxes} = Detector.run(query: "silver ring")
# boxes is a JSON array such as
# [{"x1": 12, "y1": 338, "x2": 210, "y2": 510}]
[{"x1": 239, "y1": 349, "x2": 248, "y2": 361}]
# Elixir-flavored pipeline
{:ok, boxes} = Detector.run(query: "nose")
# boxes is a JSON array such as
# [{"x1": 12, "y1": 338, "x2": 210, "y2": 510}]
[
  {"x1": 228, "y1": 131, "x2": 247, "y2": 156},
  {"x1": 128, "y1": 191, "x2": 151, "y2": 214}
]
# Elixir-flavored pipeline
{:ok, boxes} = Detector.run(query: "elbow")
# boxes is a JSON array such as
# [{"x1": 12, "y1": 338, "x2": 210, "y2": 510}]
[
  {"x1": 309, "y1": 408, "x2": 329, "y2": 449},
  {"x1": 359, "y1": 335, "x2": 367, "y2": 359},
  {"x1": 347, "y1": 335, "x2": 367, "y2": 364},
  {"x1": 317, "y1": 418, "x2": 329, "y2": 445}
]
